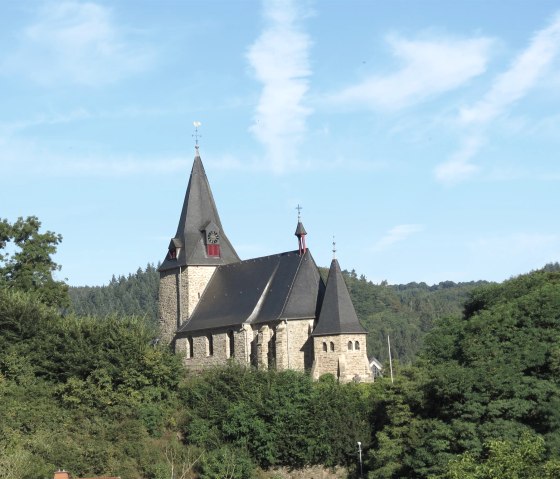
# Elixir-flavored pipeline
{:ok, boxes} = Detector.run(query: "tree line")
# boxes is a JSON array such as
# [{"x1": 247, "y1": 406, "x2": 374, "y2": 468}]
[{"x1": 2, "y1": 216, "x2": 560, "y2": 478}]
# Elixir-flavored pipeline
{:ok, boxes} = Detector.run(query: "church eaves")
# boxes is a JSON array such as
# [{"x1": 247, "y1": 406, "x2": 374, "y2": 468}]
[
  {"x1": 159, "y1": 149, "x2": 240, "y2": 271},
  {"x1": 311, "y1": 258, "x2": 366, "y2": 336}
]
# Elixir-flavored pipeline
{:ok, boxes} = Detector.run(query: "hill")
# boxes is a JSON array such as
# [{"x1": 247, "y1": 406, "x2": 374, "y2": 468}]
[{"x1": 69, "y1": 264, "x2": 488, "y2": 364}]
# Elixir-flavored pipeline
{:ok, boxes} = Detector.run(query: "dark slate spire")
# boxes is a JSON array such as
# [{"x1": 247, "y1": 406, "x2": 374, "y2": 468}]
[
  {"x1": 159, "y1": 149, "x2": 240, "y2": 271},
  {"x1": 312, "y1": 258, "x2": 366, "y2": 336}
]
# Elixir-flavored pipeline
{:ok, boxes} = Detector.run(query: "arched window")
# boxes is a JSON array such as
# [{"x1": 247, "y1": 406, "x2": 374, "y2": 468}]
[
  {"x1": 322, "y1": 342, "x2": 327, "y2": 352},
  {"x1": 188, "y1": 336, "x2": 194, "y2": 358},
  {"x1": 348, "y1": 341, "x2": 353, "y2": 351},
  {"x1": 330, "y1": 341, "x2": 335, "y2": 352},
  {"x1": 355, "y1": 341, "x2": 360, "y2": 350},
  {"x1": 206, "y1": 334, "x2": 214, "y2": 356},
  {"x1": 227, "y1": 330, "x2": 235, "y2": 358}
]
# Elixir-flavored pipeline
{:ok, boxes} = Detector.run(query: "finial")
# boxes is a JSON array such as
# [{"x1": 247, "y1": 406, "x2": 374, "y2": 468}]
[
  {"x1": 332, "y1": 236, "x2": 337, "y2": 259},
  {"x1": 192, "y1": 121, "x2": 202, "y2": 148},
  {"x1": 296, "y1": 204, "x2": 303, "y2": 221}
]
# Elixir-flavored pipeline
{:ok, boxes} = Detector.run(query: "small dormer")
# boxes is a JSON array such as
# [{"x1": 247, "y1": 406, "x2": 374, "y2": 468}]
[
  {"x1": 168, "y1": 237, "x2": 183, "y2": 260},
  {"x1": 203, "y1": 221, "x2": 221, "y2": 258}
]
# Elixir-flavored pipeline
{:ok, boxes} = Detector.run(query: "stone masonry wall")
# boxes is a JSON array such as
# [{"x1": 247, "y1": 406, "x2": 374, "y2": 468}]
[
  {"x1": 158, "y1": 265, "x2": 216, "y2": 347},
  {"x1": 184, "y1": 266, "x2": 216, "y2": 318},
  {"x1": 275, "y1": 319, "x2": 315, "y2": 372},
  {"x1": 177, "y1": 328, "x2": 248, "y2": 370},
  {"x1": 311, "y1": 334, "x2": 371, "y2": 382},
  {"x1": 158, "y1": 268, "x2": 180, "y2": 344}
]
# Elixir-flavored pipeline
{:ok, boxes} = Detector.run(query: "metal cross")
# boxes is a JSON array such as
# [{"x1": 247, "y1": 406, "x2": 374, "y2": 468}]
[
  {"x1": 296, "y1": 204, "x2": 303, "y2": 221},
  {"x1": 192, "y1": 121, "x2": 202, "y2": 147}
]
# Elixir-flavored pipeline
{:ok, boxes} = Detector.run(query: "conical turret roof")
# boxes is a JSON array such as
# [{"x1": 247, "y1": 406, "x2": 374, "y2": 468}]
[
  {"x1": 312, "y1": 258, "x2": 366, "y2": 336},
  {"x1": 159, "y1": 149, "x2": 240, "y2": 271}
]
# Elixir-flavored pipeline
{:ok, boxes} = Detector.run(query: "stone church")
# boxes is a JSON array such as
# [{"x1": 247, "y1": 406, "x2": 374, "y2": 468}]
[{"x1": 158, "y1": 147, "x2": 373, "y2": 382}]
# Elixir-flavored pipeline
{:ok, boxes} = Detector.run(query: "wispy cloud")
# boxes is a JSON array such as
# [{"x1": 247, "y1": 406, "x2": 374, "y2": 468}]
[
  {"x1": 373, "y1": 224, "x2": 424, "y2": 251},
  {"x1": 460, "y1": 12, "x2": 560, "y2": 124},
  {"x1": 329, "y1": 34, "x2": 492, "y2": 110},
  {"x1": 4, "y1": 1, "x2": 154, "y2": 86},
  {"x1": 434, "y1": 136, "x2": 482, "y2": 185},
  {"x1": 247, "y1": 0, "x2": 312, "y2": 173},
  {"x1": 436, "y1": 11, "x2": 560, "y2": 186}
]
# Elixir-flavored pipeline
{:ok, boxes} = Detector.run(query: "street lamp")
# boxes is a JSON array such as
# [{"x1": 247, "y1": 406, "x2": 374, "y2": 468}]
[{"x1": 357, "y1": 441, "x2": 363, "y2": 477}]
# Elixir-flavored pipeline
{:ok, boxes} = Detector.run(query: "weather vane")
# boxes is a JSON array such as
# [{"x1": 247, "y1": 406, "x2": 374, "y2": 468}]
[
  {"x1": 192, "y1": 121, "x2": 202, "y2": 147},
  {"x1": 332, "y1": 236, "x2": 337, "y2": 259},
  {"x1": 296, "y1": 204, "x2": 303, "y2": 221}
]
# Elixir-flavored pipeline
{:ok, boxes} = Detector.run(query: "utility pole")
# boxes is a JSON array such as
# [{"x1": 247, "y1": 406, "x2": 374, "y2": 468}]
[{"x1": 357, "y1": 441, "x2": 363, "y2": 477}]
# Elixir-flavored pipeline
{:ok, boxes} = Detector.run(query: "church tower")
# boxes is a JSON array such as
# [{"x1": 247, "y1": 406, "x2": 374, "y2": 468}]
[
  {"x1": 158, "y1": 147, "x2": 240, "y2": 345},
  {"x1": 310, "y1": 255, "x2": 372, "y2": 382}
]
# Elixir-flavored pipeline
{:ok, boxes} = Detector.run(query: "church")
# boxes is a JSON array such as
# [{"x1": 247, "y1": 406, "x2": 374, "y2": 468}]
[{"x1": 158, "y1": 146, "x2": 373, "y2": 382}]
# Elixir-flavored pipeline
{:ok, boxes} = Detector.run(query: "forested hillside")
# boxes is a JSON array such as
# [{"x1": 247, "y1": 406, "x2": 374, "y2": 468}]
[
  {"x1": 3, "y1": 217, "x2": 560, "y2": 478},
  {"x1": 70, "y1": 264, "x2": 487, "y2": 364},
  {"x1": 69, "y1": 264, "x2": 159, "y2": 321},
  {"x1": 4, "y1": 266, "x2": 560, "y2": 478}
]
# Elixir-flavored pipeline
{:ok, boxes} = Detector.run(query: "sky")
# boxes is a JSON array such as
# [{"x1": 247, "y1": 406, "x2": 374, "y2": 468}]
[{"x1": 1, "y1": 0, "x2": 560, "y2": 287}]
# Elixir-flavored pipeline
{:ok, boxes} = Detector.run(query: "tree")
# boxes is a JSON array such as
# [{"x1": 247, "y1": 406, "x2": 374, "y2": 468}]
[{"x1": 0, "y1": 216, "x2": 68, "y2": 307}]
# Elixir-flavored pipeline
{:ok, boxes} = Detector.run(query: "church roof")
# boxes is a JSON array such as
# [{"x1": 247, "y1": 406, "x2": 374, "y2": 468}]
[
  {"x1": 177, "y1": 250, "x2": 325, "y2": 333},
  {"x1": 159, "y1": 149, "x2": 240, "y2": 271},
  {"x1": 311, "y1": 258, "x2": 366, "y2": 336}
]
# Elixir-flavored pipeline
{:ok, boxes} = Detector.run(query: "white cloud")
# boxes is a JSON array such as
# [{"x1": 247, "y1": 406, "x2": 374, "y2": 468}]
[
  {"x1": 4, "y1": 1, "x2": 153, "y2": 86},
  {"x1": 330, "y1": 34, "x2": 492, "y2": 110},
  {"x1": 247, "y1": 0, "x2": 312, "y2": 173},
  {"x1": 373, "y1": 224, "x2": 424, "y2": 251},
  {"x1": 434, "y1": 136, "x2": 482, "y2": 185},
  {"x1": 460, "y1": 12, "x2": 560, "y2": 124}
]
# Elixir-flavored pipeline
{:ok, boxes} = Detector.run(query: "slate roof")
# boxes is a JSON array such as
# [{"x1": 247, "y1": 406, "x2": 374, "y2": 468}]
[
  {"x1": 311, "y1": 258, "x2": 367, "y2": 336},
  {"x1": 159, "y1": 149, "x2": 240, "y2": 271},
  {"x1": 177, "y1": 250, "x2": 325, "y2": 333}
]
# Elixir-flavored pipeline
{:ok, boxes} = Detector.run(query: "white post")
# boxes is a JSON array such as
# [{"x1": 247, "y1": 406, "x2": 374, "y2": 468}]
[
  {"x1": 357, "y1": 441, "x2": 363, "y2": 477},
  {"x1": 388, "y1": 335, "x2": 394, "y2": 384}
]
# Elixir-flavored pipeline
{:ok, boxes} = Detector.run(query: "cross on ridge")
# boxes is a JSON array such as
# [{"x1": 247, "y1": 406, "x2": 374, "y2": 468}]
[
  {"x1": 296, "y1": 204, "x2": 303, "y2": 221},
  {"x1": 192, "y1": 121, "x2": 202, "y2": 147}
]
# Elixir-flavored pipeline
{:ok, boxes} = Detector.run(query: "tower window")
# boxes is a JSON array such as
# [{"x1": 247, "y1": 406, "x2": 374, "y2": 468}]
[
  {"x1": 207, "y1": 244, "x2": 220, "y2": 257},
  {"x1": 169, "y1": 249, "x2": 177, "y2": 259},
  {"x1": 348, "y1": 341, "x2": 353, "y2": 351},
  {"x1": 227, "y1": 330, "x2": 235, "y2": 358},
  {"x1": 322, "y1": 342, "x2": 327, "y2": 352},
  {"x1": 206, "y1": 334, "x2": 214, "y2": 356},
  {"x1": 330, "y1": 341, "x2": 335, "y2": 352},
  {"x1": 188, "y1": 336, "x2": 194, "y2": 358},
  {"x1": 355, "y1": 341, "x2": 360, "y2": 350}
]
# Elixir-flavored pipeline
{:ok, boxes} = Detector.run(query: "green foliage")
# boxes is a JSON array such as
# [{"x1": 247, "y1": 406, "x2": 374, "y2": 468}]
[
  {"x1": 337, "y1": 268, "x2": 488, "y2": 364},
  {"x1": 180, "y1": 364, "x2": 370, "y2": 470},
  {"x1": 198, "y1": 445, "x2": 255, "y2": 479},
  {"x1": 0, "y1": 287, "x2": 184, "y2": 479},
  {"x1": 366, "y1": 267, "x2": 560, "y2": 478},
  {"x1": 0, "y1": 216, "x2": 69, "y2": 307},
  {"x1": 438, "y1": 432, "x2": 560, "y2": 479},
  {"x1": 69, "y1": 263, "x2": 159, "y2": 323}
]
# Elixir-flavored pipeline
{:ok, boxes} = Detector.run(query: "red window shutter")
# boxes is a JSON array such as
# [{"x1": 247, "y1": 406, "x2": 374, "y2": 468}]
[{"x1": 207, "y1": 244, "x2": 220, "y2": 257}]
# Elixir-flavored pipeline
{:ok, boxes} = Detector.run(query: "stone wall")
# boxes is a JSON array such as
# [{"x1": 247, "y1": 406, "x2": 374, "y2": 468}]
[
  {"x1": 177, "y1": 328, "x2": 249, "y2": 370},
  {"x1": 184, "y1": 266, "x2": 216, "y2": 318},
  {"x1": 311, "y1": 333, "x2": 371, "y2": 382},
  {"x1": 158, "y1": 268, "x2": 180, "y2": 344},
  {"x1": 158, "y1": 265, "x2": 216, "y2": 346},
  {"x1": 275, "y1": 319, "x2": 315, "y2": 372}
]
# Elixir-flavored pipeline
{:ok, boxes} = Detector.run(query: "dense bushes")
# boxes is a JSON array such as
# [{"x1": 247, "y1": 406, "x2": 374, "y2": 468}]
[{"x1": 180, "y1": 366, "x2": 370, "y2": 470}]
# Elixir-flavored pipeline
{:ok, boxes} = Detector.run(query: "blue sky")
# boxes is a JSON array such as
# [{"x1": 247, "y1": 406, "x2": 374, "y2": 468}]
[{"x1": 2, "y1": 0, "x2": 560, "y2": 286}]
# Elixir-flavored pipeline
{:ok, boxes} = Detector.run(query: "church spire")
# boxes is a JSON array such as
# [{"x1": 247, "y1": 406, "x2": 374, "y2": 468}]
[
  {"x1": 159, "y1": 147, "x2": 240, "y2": 271},
  {"x1": 294, "y1": 204, "x2": 307, "y2": 255},
  {"x1": 312, "y1": 257, "x2": 366, "y2": 336}
]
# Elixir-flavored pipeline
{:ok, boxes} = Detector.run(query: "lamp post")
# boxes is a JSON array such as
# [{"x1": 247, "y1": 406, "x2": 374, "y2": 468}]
[{"x1": 357, "y1": 441, "x2": 363, "y2": 477}]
